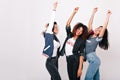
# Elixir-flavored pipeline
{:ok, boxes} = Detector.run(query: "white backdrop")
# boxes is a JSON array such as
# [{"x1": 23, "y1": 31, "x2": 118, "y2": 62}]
[{"x1": 0, "y1": 0, "x2": 120, "y2": 80}]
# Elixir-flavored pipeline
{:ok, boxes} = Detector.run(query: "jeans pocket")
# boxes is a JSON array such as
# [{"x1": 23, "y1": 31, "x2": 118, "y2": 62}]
[{"x1": 87, "y1": 53, "x2": 96, "y2": 63}]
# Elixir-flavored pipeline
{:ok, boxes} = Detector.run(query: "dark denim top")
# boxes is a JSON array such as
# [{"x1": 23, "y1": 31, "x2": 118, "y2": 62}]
[{"x1": 60, "y1": 26, "x2": 86, "y2": 58}]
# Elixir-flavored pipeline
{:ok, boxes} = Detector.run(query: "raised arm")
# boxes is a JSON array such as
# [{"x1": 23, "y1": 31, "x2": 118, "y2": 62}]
[
  {"x1": 88, "y1": 7, "x2": 98, "y2": 32},
  {"x1": 99, "y1": 10, "x2": 112, "y2": 37},
  {"x1": 46, "y1": 1, "x2": 58, "y2": 33},
  {"x1": 66, "y1": 7, "x2": 79, "y2": 27}
]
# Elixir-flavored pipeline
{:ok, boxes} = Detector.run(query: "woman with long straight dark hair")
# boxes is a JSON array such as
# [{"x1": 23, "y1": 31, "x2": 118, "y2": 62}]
[
  {"x1": 85, "y1": 8, "x2": 112, "y2": 80},
  {"x1": 42, "y1": 1, "x2": 61, "y2": 80},
  {"x1": 60, "y1": 7, "x2": 88, "y2": 80}
]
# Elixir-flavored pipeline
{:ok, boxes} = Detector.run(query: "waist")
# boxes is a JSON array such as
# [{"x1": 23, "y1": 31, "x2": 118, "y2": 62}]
[
  {"x1": 48, "y1": 56, "x2": 56, "y2": 59},
  {"x1": 66, "y1": 54, "x2": 79, "y2": 58},
  {"x1": 86, "y1": 52, "x2": 96, "y2": 55}
]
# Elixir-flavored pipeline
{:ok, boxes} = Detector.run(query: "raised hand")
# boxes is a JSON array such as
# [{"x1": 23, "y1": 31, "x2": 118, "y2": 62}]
[
  {"x1": 93, "y1": 7, "x2": 98, "y2": 14},
  {"x1": 53, "y1": 1, "x2": 58, "y2": 10},
  {"x1": 77, "y1": 68, "x2": 82, "y2": 78},
  {"x1": 107, "y1": 10, "x2": 112, "y2": 16},
  {"x1": 74, "y1": 7, "x2": 79, "y2": 13},
  {"x1": 45, "y1": 23, "x2": 49, "y2": 28}
]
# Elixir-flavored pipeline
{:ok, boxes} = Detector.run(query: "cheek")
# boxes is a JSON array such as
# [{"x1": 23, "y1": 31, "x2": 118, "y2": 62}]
[
  {"x1": 79, "y1": 31, "x2": 82, "y2": 34},
  {"x1": 54, "y1": 29, "x2": 58, "y2": 32},
  {"x1": 76, "y1": 30, "x2": 82, "y2": 35}
]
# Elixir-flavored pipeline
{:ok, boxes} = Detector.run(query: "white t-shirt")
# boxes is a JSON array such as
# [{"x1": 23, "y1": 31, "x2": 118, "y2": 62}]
[
  {"x1": 65, "y1": 38, "x2": 75, "y2": 56},
  {"x1": 52, "y1": 40, "x2": 60, "y2": 57}
]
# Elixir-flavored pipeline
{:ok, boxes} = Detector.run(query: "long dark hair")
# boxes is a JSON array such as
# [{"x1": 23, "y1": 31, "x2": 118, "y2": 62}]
[
  {"x1": 52, "y1": 21, "x2": 59, "y2": 42},
  {"x1": 99, "y1": 26, "x2": 109, "y2": 50},
  {"x1": 52, "y1": 21, "x2": 57, "y2": 33},
  {"x1": 72, "y1": 22, "x2": 88, "y2": 40}
]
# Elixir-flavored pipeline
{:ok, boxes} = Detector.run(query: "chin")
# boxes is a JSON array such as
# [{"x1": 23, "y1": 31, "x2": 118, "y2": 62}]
[{"x1": 76, "y1": 34, "x2": 81, "y2": 36}]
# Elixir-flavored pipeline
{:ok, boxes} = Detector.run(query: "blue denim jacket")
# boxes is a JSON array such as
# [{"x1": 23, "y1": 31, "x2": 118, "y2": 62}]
[
  {"x1": 43, "y1": 33, "x2": 61, "y2": 58},
  {"x1": 43, "y1": 33, "x2": 54, "y2": 57}
]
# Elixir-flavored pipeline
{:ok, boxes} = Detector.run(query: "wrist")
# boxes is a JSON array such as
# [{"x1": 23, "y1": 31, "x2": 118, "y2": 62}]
[
  {"x1": 73, "y1": 11, "x2": 77, "y2": 14},
  {"x1": 78, "y1": 68, "x2": 82, "y2": 71},
  {"x1": 53, "y1": 9, "x2": 56, "y2": 11}
]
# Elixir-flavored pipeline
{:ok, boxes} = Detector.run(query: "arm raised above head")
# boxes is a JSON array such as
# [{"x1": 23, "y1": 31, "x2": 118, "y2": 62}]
[
  {"x1": 88, "y1": 7, "x2": 98, "y2": 32},
  {"x1": 66, "y1": 7, "x2": 79, "y2": 27},
  {"x1": 99, "y1": 10, "x2": 112, "y2": 37},
  {"x1": 46, "y1": 1, "x2": 58, "y2": 33}
]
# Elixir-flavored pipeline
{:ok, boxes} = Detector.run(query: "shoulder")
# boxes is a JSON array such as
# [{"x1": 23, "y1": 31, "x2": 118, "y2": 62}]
[
  {"x1": 44, "y1": 33, "x2": 54, "y2": 38},
  {"x1": 96, "y1": 37, "x2": 103, "y2": 42},
  {"x1": 77, "y1": 37, "x2": 85, "y2": 45}
]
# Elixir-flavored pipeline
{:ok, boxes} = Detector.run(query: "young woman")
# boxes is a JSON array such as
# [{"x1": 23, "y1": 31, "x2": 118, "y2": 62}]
[
  {"x1": 60, "y1": 7, "x2": 88, "y2": 80},
  {"x1": 85, "y1": 8, "x2": 112, "y2": 80},
  {"x1": 42, "y1": 1, "x2": 61, "y2": 80}
]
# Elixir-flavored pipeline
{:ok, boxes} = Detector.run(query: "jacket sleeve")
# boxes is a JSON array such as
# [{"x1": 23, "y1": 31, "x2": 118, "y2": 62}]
[
  {"x1": 72, "y1": 38, "x2": 86, "y2": 59},
  {"x1": 46, "y1": 10, "x2": 56, "y2": 34},
  {"x1": 79, "y1": 41, "x2": 86, "y2": 61},
  {"x1": 59, "y1": 26, "x2": 72, "y2": 56},
  {"x1": 66, "y1": 26, "x2": 72, "y2": 36},
  {"x1": 80, "y1": 42, "x2": 85, "y2": 57},
  {"x1": 56, "y1": 47, "x2": 60, "y2": 59}
]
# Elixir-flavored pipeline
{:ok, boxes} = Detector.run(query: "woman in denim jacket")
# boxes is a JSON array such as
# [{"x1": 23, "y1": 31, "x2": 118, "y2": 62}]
[{"x1": 42, "y1": 1, "x2": 61, "y2": 80}]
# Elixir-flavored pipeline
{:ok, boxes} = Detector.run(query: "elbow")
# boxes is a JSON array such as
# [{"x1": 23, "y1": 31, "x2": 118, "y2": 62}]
[
  {"x1": 66, "y1": 22, "x2": 70, "y2": 27},
  {"x1": 80, "y1": 56, "x2": 85, "y2": 62}
]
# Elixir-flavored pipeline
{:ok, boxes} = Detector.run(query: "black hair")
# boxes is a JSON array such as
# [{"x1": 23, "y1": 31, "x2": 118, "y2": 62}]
[
  {"x1": 52, "y1": 21, "x2": 57, "y2": 32},
  {"x1": 72, "y1": 22, "x2": 88, "y2": 41},
  {"x1": 99, "y1": 26, "x2": 109, "y2": 50}
]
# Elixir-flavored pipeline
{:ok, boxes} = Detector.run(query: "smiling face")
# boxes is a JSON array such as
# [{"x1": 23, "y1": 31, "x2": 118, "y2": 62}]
[
  {"x1": 53, "y1": 24, "x2": 58, "y2": 34},
  {"x1": 94, "y1": 26, "x2": 102, "y2": 35},
  {"x1": 75, "y1": 27, "x2": 83, "y2": 36},
  {"x1": 72, "y1": 23, "x2": 85, "y2": 37}
]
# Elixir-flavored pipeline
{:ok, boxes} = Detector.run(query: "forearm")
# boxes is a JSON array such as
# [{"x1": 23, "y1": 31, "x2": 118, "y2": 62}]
[
  {"x1": 78, "y1": 56, "x2": 84, "y2": 70},
  {"x1": 88, "y1": 8, "x2": 98, "y2": 32},
  {"x1": 66, "y1": 11, "x2": 76, "y2": 27},
  {"x1": 103, "y1": 15, "x2": 110, "y2": 29},
  {"x1": 99, "y1": 13, "x2": 111, "y2": 37},
  {"x1": 88, "y1": 12, "x2": 95, "y2": 32},
  {"x1": 66, "y1": 7, "x2": 79, "y2": 27}
]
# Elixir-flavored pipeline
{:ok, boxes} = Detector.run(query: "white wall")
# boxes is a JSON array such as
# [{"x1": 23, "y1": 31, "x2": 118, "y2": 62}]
[{"x1": 0, "y1": 0, "x2": 120, "y2": 80}]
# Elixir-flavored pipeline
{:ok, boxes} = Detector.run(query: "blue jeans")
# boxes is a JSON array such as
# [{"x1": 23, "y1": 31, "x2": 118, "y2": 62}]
[{"x1": 85, "y1": 52, "x2": 101, "y2": 80}]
